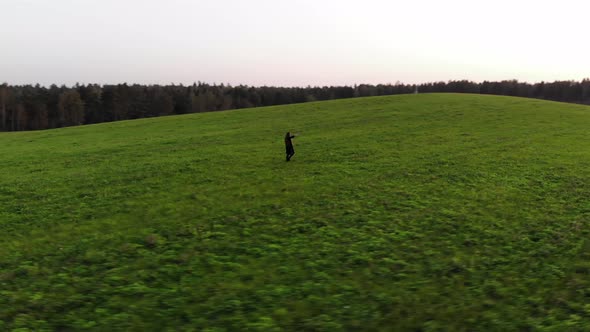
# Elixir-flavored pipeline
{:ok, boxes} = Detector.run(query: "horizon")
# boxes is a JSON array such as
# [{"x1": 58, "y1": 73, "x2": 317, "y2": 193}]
[
  {"x1": 3, "y1": 78, "x2": 589, "y2": 89},
  {"x1": 1, "y1": 0, "x2": 589, "y2": 86}
]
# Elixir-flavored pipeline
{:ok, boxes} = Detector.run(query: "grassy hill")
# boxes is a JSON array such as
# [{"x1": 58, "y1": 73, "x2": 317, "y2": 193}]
[{"x1": 2, "y1": 93, "x2": 590, "y2": 330}]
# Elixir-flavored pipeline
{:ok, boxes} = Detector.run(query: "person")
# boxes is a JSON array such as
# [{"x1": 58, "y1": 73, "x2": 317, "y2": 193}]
[{"x1": 285, "y1": 132, "x2": 296, "y2": 161}]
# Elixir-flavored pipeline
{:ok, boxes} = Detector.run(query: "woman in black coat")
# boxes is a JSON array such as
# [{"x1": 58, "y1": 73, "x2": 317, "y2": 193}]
[{"x1": 285, "y1": 132, "x2": 296, "y2": 161}]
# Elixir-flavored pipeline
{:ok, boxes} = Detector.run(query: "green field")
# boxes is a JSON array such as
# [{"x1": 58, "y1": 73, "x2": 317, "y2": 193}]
[{"x1": 2, "y1": 93, "x2": 590, "y2": 331}]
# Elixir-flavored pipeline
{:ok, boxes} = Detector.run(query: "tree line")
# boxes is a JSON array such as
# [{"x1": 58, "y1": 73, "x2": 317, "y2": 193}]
[{"x1": 1, "y1": 79, "x2": 589, "y2": 131}]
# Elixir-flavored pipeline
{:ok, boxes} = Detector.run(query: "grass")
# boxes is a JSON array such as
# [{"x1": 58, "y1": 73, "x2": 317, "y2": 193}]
[{"x1": 2, "y1": 93, "x2": 590, "y2": 331}]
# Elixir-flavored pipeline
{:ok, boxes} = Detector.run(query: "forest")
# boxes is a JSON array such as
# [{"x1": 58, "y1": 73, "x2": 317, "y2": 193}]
[{"x1": 1, "y1": 79, "x2": 589, "y2": 131}]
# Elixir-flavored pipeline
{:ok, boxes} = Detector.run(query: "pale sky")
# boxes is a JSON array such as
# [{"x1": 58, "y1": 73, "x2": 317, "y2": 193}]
[{"x1": 1, "y1": 0, "x2": 589, "y2": 86}]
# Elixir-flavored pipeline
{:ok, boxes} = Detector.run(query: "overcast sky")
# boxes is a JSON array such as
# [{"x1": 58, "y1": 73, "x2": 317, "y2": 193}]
[{"x1": 1, "y1": 0, "x2": 589, "y2": 86}]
